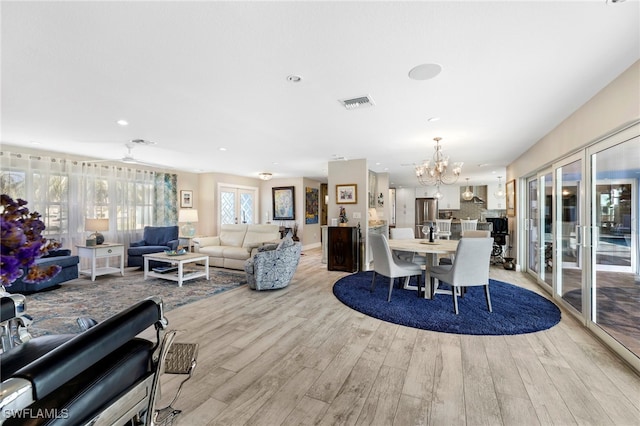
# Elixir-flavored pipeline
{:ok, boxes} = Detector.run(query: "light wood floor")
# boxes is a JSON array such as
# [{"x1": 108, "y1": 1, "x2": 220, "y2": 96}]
[{"x1": 155, "y1": 248, "x2": 640, "y2": 426}]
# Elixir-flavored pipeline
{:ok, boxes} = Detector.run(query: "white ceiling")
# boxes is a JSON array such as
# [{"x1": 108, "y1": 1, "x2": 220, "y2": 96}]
[{"x1": 2, "y1": 1, "x2": 639, "y2": 187}]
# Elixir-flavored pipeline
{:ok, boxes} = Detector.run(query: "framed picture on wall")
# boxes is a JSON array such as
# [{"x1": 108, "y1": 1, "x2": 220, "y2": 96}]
[
  {"x1": 180, "y1": 190, "x2": 193, "y2": 208},
  {"x1": 336, "y1": 184, "x2": 357, "y2": 204},
  {"x1": 305, "y1": 187, "x2": 319, "y2": 224},
  {"x1": 506, "y1": 179, "x2": 516, "y2": 217},
  {"x1": 273, "y1": 186, "x2": 295, "y2": 220}
]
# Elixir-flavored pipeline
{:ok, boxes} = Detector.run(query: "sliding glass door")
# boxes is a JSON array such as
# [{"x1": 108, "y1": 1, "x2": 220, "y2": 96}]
[
  {"x1": 555, "y1": 154, "x2": 585, "y2": 314},
  {"x1": 588, "y1": 134, "x2": 639, "y2": 358},
  {"x1": 523, "y1": 124, "x2": 639, "y2": 368},
  {"x1": 525, "y1": 171, "x2": 553, "y2": 290}
]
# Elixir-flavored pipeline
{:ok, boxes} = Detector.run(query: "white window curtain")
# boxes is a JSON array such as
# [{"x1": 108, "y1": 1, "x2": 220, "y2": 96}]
[{"x1": 0, "y1": 150, "x2": 177, "y2": 249}]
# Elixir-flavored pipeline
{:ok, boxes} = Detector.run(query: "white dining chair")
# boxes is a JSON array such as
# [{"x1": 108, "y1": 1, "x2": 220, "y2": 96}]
[
  {"x1": 389, "y1": 227, "x2": 427, "y2": 265},
  {"x1": 369, "y1": 233, "x2": 423, "y2": 302},
  {"x1": 426, "y1": 237, "x2": 493, "y2": 314},
  {"x1": 440, "y1": 229, "x2": 491, "y2": 265},
  {"x1": 460, "y1": 219, "x2": 478, "y2": 234},
  {"x1": 435, "y1": 219, "x2": 452, "y2": 240}
]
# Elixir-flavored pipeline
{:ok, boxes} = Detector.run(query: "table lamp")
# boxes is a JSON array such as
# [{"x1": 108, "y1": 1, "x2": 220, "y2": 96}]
[
  {"x1": 85, "y1": 218, "x2": 109, "y2": 245},
  {"x1": 178, "y1": 209, "x2": 198, "y2": 237}
]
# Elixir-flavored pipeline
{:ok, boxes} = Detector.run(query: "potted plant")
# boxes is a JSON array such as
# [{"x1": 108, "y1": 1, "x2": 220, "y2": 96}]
[{"x1": 1, "y1": 195, "x2": 61, "y2": 290}]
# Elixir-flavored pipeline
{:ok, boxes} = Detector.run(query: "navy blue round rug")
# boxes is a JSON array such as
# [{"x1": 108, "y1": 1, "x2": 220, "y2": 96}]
[{"x1": 333, "y1": 271, "x2": 561, "y2": 335}]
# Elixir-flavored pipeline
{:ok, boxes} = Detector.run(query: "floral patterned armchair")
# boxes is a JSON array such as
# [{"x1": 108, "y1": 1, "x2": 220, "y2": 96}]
[{"x1": 244, "y1": 237, "x2": 301, "y2": 290}]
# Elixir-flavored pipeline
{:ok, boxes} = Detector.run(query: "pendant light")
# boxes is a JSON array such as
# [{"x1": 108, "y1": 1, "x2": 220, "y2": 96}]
[
  {"x1": 494, "y1": 176, "x2": 506, "y2": 199},
  {"x1": 461, "y1": 178, "x2": 474, "y2": 201}
]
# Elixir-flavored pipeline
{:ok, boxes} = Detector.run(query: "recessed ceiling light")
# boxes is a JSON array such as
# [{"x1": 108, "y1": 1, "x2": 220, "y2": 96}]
[
  {"x1": 408, "y1": 63, "x2": 442, "y2": 80},
  {"x1": 427, "y1": 117, "x2": 440, "y2": 122},
  {"x1": 287, "y1": 75, "x2": 302, "y2": 83},
  {"x1": 116, "y1": 119, "x2": 128, "y2": 126},
  {"x1": 219, "y1": 147, "x2": 227, "y2": 151}
]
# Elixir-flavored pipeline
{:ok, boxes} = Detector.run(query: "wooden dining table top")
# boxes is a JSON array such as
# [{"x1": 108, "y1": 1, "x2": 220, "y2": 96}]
[{"x1": 387, "y1": 238, "x2": 459, "y2": 255}]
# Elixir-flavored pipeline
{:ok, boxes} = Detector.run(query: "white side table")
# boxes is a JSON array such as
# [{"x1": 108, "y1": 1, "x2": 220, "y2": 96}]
[
  {"x1": 179, "y1": 235, "x2": 198, "y2": 252},
  {"x1": 76, "y1": 243, "x2": 125, "y2": 281}
]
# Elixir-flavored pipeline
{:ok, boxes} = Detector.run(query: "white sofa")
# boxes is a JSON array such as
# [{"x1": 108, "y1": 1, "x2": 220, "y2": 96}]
[{"x1": 193, "y1": 224, "x2": 280, "y2": 270}]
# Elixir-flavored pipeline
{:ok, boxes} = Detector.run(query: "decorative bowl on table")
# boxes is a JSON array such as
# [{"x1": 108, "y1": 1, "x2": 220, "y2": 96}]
[{"x1": 164, "y1": 248, "x2": 187, "y2": 256}]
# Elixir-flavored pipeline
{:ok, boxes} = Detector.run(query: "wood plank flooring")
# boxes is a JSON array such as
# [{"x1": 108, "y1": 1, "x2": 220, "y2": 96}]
[{"x1": 155, "y1": 248, "x2": 640, "y2": 426}]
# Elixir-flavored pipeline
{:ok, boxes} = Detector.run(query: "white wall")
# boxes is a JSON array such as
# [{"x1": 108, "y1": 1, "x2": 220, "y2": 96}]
[
  {"x1": 507, "y1": 60, "x2": 640, "y2": 265},
  {"x1": 509, "y1": 60, "x2": 640, "y2": 181}
]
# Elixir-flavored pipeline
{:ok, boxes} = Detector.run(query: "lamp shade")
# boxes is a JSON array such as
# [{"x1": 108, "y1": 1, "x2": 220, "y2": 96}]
[
  {"x1": 85, "y1": 218, "x2": 109, "y2": 232},
  {"x1": 85, "y1": 218, "x2": 108, "y2": 245},
  {"x1": 178, "y1": 209, "x2": 199, "y2": 223}
]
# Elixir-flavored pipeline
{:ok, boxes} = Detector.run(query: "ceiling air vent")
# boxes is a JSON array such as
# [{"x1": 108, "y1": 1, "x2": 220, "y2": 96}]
[{"x1": 339, "y1": 95, "x2": 375, "y2": 110}]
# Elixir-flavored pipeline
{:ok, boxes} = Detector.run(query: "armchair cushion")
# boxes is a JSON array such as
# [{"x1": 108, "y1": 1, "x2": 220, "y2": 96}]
[{"x1": 143, "y1": 225, "x2": 179, "y2": 247}]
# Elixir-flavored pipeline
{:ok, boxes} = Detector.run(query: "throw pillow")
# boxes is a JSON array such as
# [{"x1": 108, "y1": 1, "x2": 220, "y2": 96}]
[
  {"x1": 277, "y1": 236, "x2": 295, "y2": 251},
  {"x1": 258, "y1": 243, "x2": 278, "y2": 253}
]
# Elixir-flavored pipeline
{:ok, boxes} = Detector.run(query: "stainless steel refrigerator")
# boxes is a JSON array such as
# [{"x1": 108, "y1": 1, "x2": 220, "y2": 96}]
[{"x1": 415, "y1": 198, "x2": 438, "y2": 238}]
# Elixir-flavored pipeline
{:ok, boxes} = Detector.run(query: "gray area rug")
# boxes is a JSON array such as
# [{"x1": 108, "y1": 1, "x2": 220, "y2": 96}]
[{"x1": 23, "y1": 267, "x2": 246, "y2": 336}]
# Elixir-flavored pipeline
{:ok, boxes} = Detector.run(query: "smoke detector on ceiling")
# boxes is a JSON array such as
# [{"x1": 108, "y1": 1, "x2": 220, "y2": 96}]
[{"x1": 339, "y1": 95, "x2": 375, "y2": 110}]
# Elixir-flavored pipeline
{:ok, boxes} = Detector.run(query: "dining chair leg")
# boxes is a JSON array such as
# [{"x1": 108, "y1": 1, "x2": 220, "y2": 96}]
[
  {"x1": 370, "y1": 271, "x2": 377, "y2": 293},
  {"x1": 453, "y1": 288, "x2": 459, "y2": 315},
  {"x1": 387, "y1": 278, "x2": 394, "y2": 302},
  {"x1": 484, "y1": 285, "x2": 492, "y2": 312}
]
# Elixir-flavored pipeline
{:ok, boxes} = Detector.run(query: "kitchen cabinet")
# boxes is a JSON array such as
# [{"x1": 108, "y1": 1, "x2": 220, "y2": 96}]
[
  {"x1": 438, "y1": 185, "x2": 461, "y2": 210},
  {"x1": 414, "y1": 185, "x2": 460, "y2": 210}
]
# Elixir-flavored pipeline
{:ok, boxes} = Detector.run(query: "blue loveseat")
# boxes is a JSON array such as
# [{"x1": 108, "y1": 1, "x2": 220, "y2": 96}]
[
  {"x1": 127, "y1": 226, "x2": 180, "y2": 268},
  {"x1": 5, "y1": 249, "x2": 80, "y2": 294}
]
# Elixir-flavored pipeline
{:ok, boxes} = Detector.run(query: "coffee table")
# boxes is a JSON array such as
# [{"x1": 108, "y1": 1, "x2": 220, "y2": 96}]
[{"x1": 143, "y1": 252, "x2": 209, "y2": 287}]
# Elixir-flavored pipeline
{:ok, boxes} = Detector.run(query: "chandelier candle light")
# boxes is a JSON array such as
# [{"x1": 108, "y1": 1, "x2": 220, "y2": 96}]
[
  {"x1": 178, "y1": 209, "x2": 199, "y2": 237},
  {"x1": 415, "y1": 137, "x2": 463, "y2": 188}
]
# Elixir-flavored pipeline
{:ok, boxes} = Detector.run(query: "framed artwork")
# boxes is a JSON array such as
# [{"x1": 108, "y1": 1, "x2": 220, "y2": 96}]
[
  {"x1": 506, "y1": 179, "x2": 516, "y2": 217},
  {"x1": 305, "y1": 187, "x2": 319, "y2": 224},
  {"x1": 273, "y1": 186, "x2": 295, "y2": 220},
  {"x1": 336, "y1": 184, "x2": 357, "y2": 204},
  {"x1": 180, "y1": 190, "x2": 193, "y2": 208}
]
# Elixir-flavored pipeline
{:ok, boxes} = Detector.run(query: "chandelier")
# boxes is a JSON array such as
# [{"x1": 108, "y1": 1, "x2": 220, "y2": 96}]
[{"x1": 415, "y1": 137, "x2": 463, "y2": 186}]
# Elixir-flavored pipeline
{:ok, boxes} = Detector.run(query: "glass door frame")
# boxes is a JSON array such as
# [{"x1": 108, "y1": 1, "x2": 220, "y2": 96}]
[
  {"x1": 585, "y1": 128, "x2": 639, "y2": 371},
  {"x1": 553, "y1": 151, "x2": 589, "y2": 317},
  {"x1": 524, "y1": 170, "x2": 554, "y2": 292}
]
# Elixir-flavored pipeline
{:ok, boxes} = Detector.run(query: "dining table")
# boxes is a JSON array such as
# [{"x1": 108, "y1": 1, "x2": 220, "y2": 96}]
[{"x1": 387, "y1": 238, "x2": 459, "y2": 299}]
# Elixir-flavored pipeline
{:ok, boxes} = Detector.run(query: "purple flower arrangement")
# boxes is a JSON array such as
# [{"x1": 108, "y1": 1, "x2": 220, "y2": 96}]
[{"x1": 1, "y1": 194, "x2": 61, "y2": 287}]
